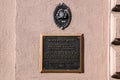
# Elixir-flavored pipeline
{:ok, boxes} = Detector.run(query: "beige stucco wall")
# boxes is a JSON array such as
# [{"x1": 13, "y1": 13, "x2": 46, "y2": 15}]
[
  {"x1": 0, "y1": 0, "x2": 110, "y2": 80},
  {"x1": 15, "y1": 0, "x2": 109, "y2": 80},
  {"x1": 0, "y1": 0, "x2": 16, "y2": 80}
]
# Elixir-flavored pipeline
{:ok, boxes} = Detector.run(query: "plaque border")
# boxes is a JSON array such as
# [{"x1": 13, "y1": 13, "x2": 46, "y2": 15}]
[{"x1": 40, "y1": 34, "x2": 84, "y2": 73}]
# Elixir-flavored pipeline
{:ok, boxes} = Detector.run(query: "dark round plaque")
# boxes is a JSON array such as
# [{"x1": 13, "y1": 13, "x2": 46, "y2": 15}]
[{"x1": 54, "y1": 3, "x2": 72, "y2": 30}]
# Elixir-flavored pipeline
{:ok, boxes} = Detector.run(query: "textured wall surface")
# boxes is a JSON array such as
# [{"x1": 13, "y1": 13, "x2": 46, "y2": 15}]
[
  {"x1": 0, "y1": 0, "x2": 16, "y2": 80},
  {"x1": 110, "y1": 1, "x2": 120, "y2": 79},
  {"x1": 15, "y1": 0, "x2": 109, "y2": 80}
]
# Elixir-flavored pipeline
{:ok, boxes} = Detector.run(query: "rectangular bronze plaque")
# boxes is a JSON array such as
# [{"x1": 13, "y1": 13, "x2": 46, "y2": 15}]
[{"x1": 40, "y1": 34, "x2": 84, "y2": 73}]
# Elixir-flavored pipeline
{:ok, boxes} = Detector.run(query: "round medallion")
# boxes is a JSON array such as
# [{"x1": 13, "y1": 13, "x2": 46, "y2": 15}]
[{"x1": 54, "y1": 3, "x2": 72, "y2": 30}]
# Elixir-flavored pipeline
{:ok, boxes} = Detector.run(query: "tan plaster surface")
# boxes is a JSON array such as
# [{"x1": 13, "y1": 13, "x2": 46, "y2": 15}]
[
  {"x1": 0, "y1": 0, "x2": 16, "y2": 80},
  {"x1": 116, "y1": 0, "x2": 120, "y2": 4},
  {"x1": 110, "y1": 14, "x2": 120, "y2": 80},
  {"x1": 0, "y1": 0, "x2": 110, "y2": 80},
  {"x1": 15, "y1": 0, "x2": 109, "y2": 80}
]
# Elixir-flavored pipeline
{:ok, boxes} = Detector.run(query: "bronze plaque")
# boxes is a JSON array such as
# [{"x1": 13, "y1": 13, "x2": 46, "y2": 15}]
[{"x1": 40, "y1": 34, "x2": 84, "y2": 73}]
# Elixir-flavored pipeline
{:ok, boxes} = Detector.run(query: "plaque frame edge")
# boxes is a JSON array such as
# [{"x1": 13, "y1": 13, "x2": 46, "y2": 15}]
[{"x1": 40, "y1": 34, "x2": 84, "y2": 73}]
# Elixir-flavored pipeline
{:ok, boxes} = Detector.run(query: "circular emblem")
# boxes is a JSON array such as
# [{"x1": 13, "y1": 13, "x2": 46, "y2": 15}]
[{"x1": 54, "y1": 3, "x2": 72, "y2": 30}]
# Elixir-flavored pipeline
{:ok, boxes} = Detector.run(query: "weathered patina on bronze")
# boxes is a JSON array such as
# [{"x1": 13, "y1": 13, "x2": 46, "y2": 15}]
[{"x1": 40, "y1": 34, "x2": 84, "y2": 73}]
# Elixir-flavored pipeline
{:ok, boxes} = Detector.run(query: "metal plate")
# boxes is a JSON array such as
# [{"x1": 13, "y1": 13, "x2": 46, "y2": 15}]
[
  {"x1": 54, "y1": 3, "x2": 72, "y2": 30},
  {"x1": 40, "y1": 34, "x2": 84, "y2": 73}
]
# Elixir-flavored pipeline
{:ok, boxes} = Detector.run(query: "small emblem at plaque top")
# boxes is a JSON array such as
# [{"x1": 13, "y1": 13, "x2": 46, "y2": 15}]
[{"x1": 54, "y1": 3, "x2": 72, "y2": 30}]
